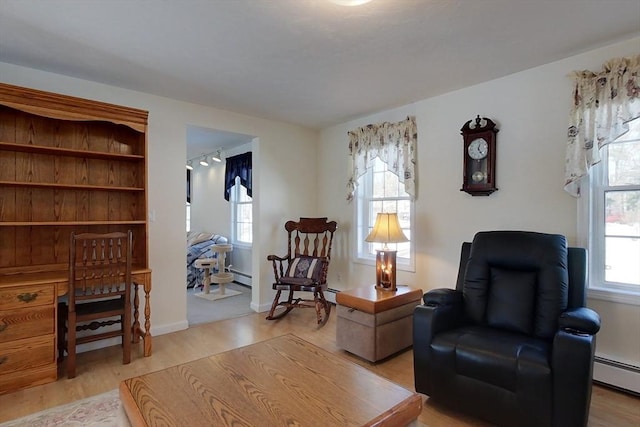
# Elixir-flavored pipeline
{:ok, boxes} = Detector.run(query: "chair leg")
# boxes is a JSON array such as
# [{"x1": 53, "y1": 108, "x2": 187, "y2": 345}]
[
  {"x1": 123, "y1": 304, "x2": 132, "y2": 365},
  {"x1": 266, "y1": 289, "x2": 296, "y2": 320},
  {"x1": 315, "y1": 290, "x2": 331, "y2": 327},
  {"x1": 266, "y1": 290, "x2": 282, "y2": 320},
  {"x1": 57, "y1": 302, "x2": 67, "y2": 363},
  {"x1": 67, "y1": 311, "x2": 77, "y2": 379}
]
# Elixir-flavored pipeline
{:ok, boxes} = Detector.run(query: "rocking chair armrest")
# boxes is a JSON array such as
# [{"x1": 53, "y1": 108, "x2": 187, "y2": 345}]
[{"x1": 267, "y1": 254, "x2": 290, "y2": 281}]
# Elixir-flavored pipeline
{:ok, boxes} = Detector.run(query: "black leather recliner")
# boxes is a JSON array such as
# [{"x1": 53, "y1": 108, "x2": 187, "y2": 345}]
[{"x1": 413, "y1": 231, "x2": 601, "y2": 427}]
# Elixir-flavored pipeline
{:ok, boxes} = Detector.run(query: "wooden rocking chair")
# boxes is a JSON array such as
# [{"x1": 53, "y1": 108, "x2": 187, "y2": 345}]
[{"x1": 266, "y1": 217, "x2": 337, "y2": 327}]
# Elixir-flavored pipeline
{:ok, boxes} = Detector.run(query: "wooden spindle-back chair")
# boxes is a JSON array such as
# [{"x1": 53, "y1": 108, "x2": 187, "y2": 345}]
[{"x1": 58, "y1": 231, "x2": 133, "y2": 378}]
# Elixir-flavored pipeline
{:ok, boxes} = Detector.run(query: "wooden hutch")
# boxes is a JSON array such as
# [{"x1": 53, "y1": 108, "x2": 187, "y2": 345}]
[{"x1": 0, "y1": 83, "x2": 152, "y2": 394}]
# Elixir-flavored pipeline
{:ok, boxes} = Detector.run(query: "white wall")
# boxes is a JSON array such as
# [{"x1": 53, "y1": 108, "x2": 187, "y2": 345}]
[
  {"x1": 319, "y1": 37, "x2": 640, "y2": 370},
  {"x1": 0, "y1": 61, "x2": 318, "y2": 334},
  {"x1": 190, "y1": 158, "x2": 228, "y2": 236}
]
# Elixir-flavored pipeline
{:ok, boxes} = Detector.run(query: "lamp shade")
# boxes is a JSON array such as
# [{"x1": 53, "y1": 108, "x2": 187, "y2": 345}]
[{"x1": 365, "y1": 213, "x2": 408, "y2": 245}]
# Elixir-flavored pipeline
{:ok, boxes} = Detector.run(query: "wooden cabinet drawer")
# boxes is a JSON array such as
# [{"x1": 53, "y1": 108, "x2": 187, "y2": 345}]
[
  {"x1": 0, "y1": 363, "x2": 57, "y2": 395},
  {"x1": 0, "y1": 335, "x2": 55, "y2": 375},
  {"x1": 0, "y1": 284, "x2": 55, "y2": 310},
  {"x1": 0, "y1": 306, "x2": 55, "y2": 344}
]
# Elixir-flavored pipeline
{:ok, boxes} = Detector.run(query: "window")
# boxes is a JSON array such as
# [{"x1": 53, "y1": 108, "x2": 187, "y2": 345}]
[
  {"x1": 230, "y1": 176, "x2": 253, "y2": 245},
  {"x1": 582, "y1": 117, "x2": 640, "y2": 300},
  {"x1": 355, "y1": 157, "x2": 414, "y2": 268}
]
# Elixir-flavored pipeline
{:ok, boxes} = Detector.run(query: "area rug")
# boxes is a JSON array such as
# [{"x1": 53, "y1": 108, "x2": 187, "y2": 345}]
[
  {"x1": 0, "y1": 388, "x2": 427, "y2": 427},
  {"x1": 0, "y1": 389, "x2": 130, "y2": 427}
]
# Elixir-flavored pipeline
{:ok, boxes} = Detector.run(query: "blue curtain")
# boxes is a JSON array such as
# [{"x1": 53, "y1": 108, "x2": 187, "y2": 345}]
[
  {"x1": 224, "y1": 152, "x2": 252, "y2": 201},
  {"x1": 187, "y1": 169, "x2": 191, "y2": 203}
]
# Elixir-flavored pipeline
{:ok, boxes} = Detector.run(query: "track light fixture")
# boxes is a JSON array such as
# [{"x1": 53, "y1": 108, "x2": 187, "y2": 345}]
[
  {"x1": 188, "y1": 149, "x2": 223, "y2": 168},
  {"x1": 211, "y1": 150, "x2": 222, "y2": 163}
]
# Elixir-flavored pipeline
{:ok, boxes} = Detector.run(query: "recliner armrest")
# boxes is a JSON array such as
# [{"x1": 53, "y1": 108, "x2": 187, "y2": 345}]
[
  {"x1": 423, "y1": 288, "x2": 463, "y2": 307},
  {"x1": 413, "y1": 288, "x2": 464, "y2": 395},
  {"x1": 417, "y1": 288, "x2": 464, "y2": 334},
  {"x1": 559, "y1": 307, "x2": 601, "y2": 335}
]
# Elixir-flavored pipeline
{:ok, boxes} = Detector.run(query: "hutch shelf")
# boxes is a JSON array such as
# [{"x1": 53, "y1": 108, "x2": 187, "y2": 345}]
[{"x1": 0, "y1": 83, "x2": 152, "y2": 394}]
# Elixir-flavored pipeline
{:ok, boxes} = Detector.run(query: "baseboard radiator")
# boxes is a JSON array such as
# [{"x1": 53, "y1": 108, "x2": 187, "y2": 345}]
[
  {"x1": 230, "y1": 269, "x2": 251, "y2": 287},
  {"x1": 593, "y1": 356, "x2": 640, "y2": 395}
]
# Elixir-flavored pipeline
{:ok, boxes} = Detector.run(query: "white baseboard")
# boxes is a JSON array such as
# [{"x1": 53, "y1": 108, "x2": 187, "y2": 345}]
[
  {"x1": 251, "y1": 301, "x2": 270, "y2": 313},
  {"x1": 593, "y1": 356, "x2": 640, "y2": 395},
  {"x1": 75, "y1": 320, "x2": 188, "y2": 354},
  {"x1": 151, "y1": 320, "x2": 189, "y2": 336},
  {"x1": 77, "y1": 337, "x2": 121, "y2": 354},
  {"x1": 326, "y1": 288, "x2": 339, "y2": 304}
]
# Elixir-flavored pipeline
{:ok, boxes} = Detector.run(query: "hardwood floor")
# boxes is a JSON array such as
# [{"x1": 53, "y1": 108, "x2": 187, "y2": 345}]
[{"x1": 0, "y1": 311, "x2": 638, "y2": 426}]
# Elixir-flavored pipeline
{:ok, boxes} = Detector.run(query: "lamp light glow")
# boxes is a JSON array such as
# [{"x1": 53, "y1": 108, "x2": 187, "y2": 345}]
[
  {"x1": 365, "y1": 213, "x2": 408, "y2": 292},
  {"x1": 199, "y1": 155, "x2": 209, "y2": 167},
  {"x1": 186, "y1": 160, "x2": 193, "y2": 170},
  {"x1": 330, "y1": 0, "x2": 373, "y2": 6}
]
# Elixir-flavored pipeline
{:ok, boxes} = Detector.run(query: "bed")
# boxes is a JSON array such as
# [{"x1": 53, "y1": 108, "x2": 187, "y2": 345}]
[{"x1": 186, "y1": 232, "x2": 228, "y2": 289}]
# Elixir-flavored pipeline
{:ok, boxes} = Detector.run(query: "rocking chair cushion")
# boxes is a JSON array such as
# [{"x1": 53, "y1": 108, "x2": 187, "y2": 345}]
[
  {"x1": 284, "y1": 256, "x2": 325, "y2": 282},
  {"x1": 278, "y1": 276, "x2": 316, "y2": 287}
]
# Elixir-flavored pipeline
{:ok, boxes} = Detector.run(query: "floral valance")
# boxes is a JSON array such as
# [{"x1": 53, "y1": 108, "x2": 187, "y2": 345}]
[
  {"x1": 346, "y1": 116, "x2": 417, "y2": 202},
  {"x1": 564, "y1": 55, "x2": 640, "y2": 197}
]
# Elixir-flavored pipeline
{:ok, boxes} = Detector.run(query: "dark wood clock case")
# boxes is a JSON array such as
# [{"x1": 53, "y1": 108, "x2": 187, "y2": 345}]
[{"x1": 460, "y1": 115, "x2": 498, "y2": 196}]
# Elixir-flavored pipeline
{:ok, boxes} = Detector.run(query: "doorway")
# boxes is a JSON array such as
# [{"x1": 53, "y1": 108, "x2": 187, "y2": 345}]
[{"x1": 186, "y1": 125, "x2": 255, "y2": 325}]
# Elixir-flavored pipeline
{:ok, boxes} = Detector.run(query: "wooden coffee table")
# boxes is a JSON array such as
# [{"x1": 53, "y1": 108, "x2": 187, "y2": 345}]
[{"x1": 120, "y1": 334, "x2": 422, "y2": 426}]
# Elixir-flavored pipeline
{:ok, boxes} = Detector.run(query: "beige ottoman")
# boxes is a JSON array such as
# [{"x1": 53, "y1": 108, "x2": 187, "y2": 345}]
[{"x1": 336, "y1": 286, "x2": 422, "y2": 362}]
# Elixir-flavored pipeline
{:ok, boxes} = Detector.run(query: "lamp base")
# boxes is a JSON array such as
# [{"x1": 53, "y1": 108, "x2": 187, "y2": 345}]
[
  {"x1": 374, "y1": 284, "x2": 397, "y2": 292},
  {"x1": 374, "y1": 249, "x2": 397, "y2": 292}
]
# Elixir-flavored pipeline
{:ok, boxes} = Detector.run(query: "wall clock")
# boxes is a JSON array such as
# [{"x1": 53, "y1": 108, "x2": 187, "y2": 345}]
[{"x1": 460, "y1": 115, "x2": 499, "y2": 196}]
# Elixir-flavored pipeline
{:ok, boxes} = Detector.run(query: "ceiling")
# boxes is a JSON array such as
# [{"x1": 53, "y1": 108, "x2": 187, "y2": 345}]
[
  {"x1": 0, "y1": 0, "x2": 638, "y2": 132},
  {"x1": 186, "y1": 126, "x2": 253, "y2": 161}
]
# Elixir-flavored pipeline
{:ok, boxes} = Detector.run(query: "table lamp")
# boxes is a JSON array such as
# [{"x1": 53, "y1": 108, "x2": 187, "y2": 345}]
[{"x1": 365, "y1": 212, "x2": 408, "y2": 292}]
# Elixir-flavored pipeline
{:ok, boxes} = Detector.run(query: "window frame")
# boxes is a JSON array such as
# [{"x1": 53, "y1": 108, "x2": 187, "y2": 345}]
[
  {"x1": 578, "y1": 121, "x2": 640, "y2": 305},
  {"x1": 353, "y1": 158, "x2": 415, "y2": 272},
  {"x1": 230, "y1": 176, "x2": 253, "y2": 247},
  {"x1": 186, "y1": 202, "x2": 191, "y2": 233}
]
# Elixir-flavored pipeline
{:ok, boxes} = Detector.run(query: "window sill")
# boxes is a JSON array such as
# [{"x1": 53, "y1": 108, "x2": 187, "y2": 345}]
[{"x1": 587, "y1": 287, "x2": 640, "y2": 306}]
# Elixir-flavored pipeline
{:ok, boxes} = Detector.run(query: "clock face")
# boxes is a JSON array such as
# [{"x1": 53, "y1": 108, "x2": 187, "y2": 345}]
[{"x1": 467, "y1": 138, "x2": 488, "y2": 160}]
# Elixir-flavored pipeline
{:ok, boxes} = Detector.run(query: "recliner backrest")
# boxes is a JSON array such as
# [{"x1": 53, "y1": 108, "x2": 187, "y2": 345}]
[
  {"x1": 567, "y1": 247, "x2": 587, "y2": 308},
  {"x1": 463, "y1": 231, "x2": 569, "y2": 339}
]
